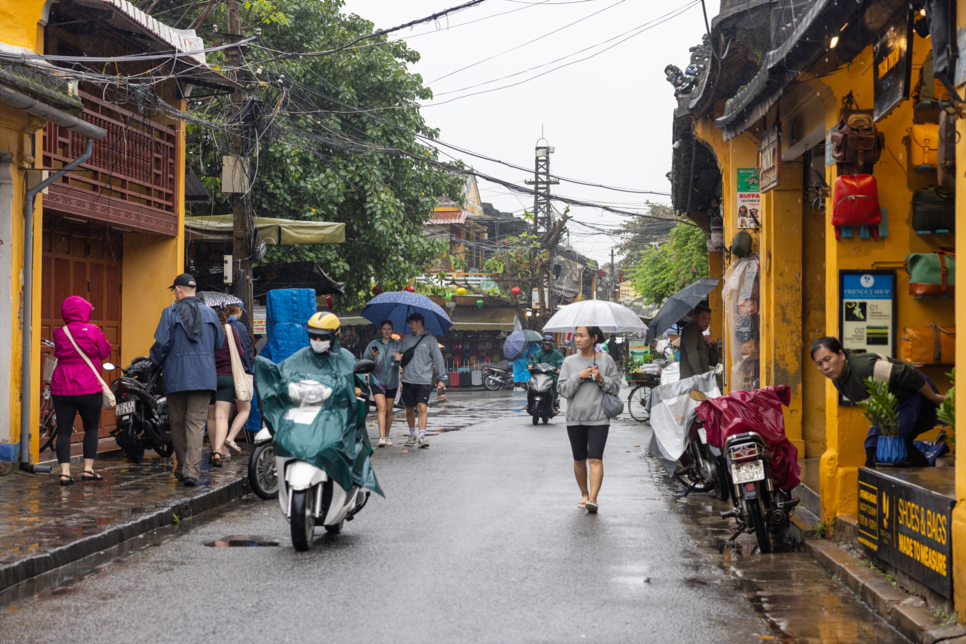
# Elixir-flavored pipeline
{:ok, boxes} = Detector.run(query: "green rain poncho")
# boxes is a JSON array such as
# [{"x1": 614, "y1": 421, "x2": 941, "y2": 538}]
[{"x1": 255, "y1": 346, "x2": 383, "y2": 497}]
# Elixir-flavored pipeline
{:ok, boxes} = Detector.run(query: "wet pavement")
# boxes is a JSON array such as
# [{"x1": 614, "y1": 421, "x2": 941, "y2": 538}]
[{"x1": 0, "y1": 389, "x2": 911, "y2": 643}]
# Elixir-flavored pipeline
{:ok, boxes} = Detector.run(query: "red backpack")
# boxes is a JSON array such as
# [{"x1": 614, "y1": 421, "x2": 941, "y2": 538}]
[{"x1": 832, "y1": 174, "x2": 881, "y2": 240}]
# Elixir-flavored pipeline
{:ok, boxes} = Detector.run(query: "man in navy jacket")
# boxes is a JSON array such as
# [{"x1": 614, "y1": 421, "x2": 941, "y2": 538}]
[{"x1": 150, "y1": 274, "x2": 224, "y2": 486}]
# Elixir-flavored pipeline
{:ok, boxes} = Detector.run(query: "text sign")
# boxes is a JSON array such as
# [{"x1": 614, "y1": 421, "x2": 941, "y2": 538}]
[
  {"x1": 759, "y1": 123, "x2": 781, "y2": 193},
  {"x1": 873, "y1": 10, "x2": 913, "y2": 122},
  {"x1": 858, "y1": 468, "x2": 954, "y2": 598},
  {"x1": 839, "y1": 270, "x2": 896, "y2": 357},
  {"x1": 735, "y1": 168, "x2": 760, "y2": 229}
]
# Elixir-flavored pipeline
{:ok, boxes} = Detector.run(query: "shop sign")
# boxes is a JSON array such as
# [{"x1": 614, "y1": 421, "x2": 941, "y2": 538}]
[
  {"x1": 873, "y1": 9, "x2": 913, "y2": 122},
  {"x1": 858, "y1": 468, "x2": 955, "y2": 598},
  {"x1": 735, "y1": 168, "x2": 760, "y2": 229},
  {"x1": 838, "y1": 270, "x2": 897, "y2": 404},
  {"x1": 758, "y1": 124, "x2": 781, "y2": 193}
]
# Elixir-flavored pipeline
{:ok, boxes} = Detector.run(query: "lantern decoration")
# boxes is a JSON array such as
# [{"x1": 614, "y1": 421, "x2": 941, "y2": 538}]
[
  {"x1": 404, "y1": 285, "x2": 416, "y2": 293},
  {"x1": 373, "y1": 287, "x2": 383, "y2": 296},
  {"x1": 511, "y1": 286, "x2": 521, "y2": 296},
  {"x1": 325, "y1": 295, "x2": 333, "y2": 309},
  {"x1": 445, "y1": 292, "x2": 452, "y2": 299},
  {"x1": 456, "y1": 287, "x2": 467, "y2": 296},
  {"x1": 476, "y1": 299, "x2": 484, "y2": 309}
]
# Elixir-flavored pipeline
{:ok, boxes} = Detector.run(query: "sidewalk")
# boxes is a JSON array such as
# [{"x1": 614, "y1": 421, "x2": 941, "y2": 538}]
[{"x1": 0, "y1": 448, "x2": 249, "y2": 592}]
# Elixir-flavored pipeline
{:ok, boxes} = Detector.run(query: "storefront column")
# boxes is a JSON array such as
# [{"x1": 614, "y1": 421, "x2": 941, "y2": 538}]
[
  {"x1": 758, "y1": 164, "x2": 804, "y2": 453},
  {"x1": 953, "y1": 89, "x2": 966, "y2": 620}
]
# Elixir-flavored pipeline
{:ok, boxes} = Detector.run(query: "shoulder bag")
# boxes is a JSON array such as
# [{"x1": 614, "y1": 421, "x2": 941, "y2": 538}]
[
  {"x1": 63, "y1": 326, "x2": 116, "y2": 409},
  {"x1": 598, "y1": 357, "x2": 623, "y2": 418},
  {"x1": 401, "y1": 334, "x2": 428, "y2": 367},
  {"x1": 225, "y1": 324, "x2": 254, "y2": 402},
  {"x1": 900, "y1": 324, "x2": 955, "y2": 364}
]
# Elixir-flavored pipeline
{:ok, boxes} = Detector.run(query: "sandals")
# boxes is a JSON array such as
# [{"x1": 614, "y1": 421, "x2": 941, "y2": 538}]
[
  {"x1": 210, "y1": 452, "x2": 223, "y2": 468},
  {"x1": 81, "y1": 470, "x2": 104, "y2": 482},
  {"x1": 577, "y1": 499, "x2": 588, "y2": 508},
  {"x1": 59, "y1": 474, "x2": 73, "y2": 486},
  {"x1": 585, "y1": 501, "x2": 599, "y2": 513}
]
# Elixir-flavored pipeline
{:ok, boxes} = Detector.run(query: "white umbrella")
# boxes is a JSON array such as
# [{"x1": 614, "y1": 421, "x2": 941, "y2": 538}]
[{"x1": 542, "y1": 300, "x2": 648, "y2": 334}]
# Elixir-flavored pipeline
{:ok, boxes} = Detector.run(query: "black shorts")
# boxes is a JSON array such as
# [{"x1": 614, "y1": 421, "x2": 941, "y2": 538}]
[
  {"x1": 567, "y1": 424, "x2": 610, "y2": 461},
  {"x1": 401, "y1": 383, "x2": 432, "y2": 408},
  {"x1": 372, "y1": 385, "x2": 397, "y2": 400}
]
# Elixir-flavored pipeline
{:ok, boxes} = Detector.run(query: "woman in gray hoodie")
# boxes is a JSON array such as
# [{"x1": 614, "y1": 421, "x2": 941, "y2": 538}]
[{"x1": 557, "y1": 326, "x2": 621, "y2": 513}]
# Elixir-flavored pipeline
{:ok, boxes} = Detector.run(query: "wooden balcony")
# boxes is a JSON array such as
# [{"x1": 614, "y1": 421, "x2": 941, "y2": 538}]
[{"x1": 41, "y1": 91, "x2": 179, "y2": 236}]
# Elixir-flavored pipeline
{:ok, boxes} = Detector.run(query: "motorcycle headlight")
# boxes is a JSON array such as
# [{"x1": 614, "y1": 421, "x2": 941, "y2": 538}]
[{"x1": 287, "y1": 380, "x2": 333, "y2": 406}]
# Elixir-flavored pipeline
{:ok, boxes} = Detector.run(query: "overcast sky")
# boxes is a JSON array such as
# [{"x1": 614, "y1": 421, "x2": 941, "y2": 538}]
[{"x1": 340, "y1": 0, "x2": 717, "y2": 265}]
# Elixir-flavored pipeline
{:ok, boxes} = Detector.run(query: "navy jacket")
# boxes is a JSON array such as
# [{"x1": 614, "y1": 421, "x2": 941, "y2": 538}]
[
  {"x1": 150, "y1": 298, "x2": 225, "y2": 394},
  {"x1": 227, "y1": 316, "x2": 254, "y2": 375}
]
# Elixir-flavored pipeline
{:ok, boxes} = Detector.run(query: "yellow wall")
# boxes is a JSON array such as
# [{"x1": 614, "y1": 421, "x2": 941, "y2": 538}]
[
  {"x1": 802, "y1": 190, "x2": 827, "y2": 457},
  {"x1": 0, "y1": 0, "x2": 48, "y2": 49}
]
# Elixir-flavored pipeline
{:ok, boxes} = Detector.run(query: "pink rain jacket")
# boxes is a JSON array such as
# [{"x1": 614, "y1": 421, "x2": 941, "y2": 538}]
[{"x1": 50, "y1": 296, "x2": 112, "y2": 396}]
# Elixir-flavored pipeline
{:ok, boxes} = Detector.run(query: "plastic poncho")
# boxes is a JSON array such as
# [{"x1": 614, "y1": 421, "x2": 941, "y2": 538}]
[{"x1": 255, "y1": 346, "x2": 383, "y2": 497}]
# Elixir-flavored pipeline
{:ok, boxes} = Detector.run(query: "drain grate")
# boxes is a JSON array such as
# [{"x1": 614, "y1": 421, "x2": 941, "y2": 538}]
[{"x1": 204, "y1": 535, "x2": 280, "y2": 547}]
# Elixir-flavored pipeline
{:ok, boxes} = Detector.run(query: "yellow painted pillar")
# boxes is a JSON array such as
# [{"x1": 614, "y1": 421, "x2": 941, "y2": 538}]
[{"x1": 759, "y1": 163, "x2": 805, "y2": 454}]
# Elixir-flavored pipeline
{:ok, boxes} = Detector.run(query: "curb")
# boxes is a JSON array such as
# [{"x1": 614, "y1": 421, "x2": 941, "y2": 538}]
[
  {"x1": 0, "y1": 472, "x2": 247, "y2": 592},
  {"x1": 789, "y1": 512, "x2": 961, "y2": 644}
]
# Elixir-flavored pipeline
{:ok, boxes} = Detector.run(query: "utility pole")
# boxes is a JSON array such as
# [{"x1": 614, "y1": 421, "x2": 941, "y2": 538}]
[
  {"x1": 525, "y1": 139, "x2": 559, "y2": 319},
  {"x1": 225, "y1": 0, "x2": 254, "y2": 338},
  {"x1": 610, "y1": 247, "x2": 616, "y2": 302}
]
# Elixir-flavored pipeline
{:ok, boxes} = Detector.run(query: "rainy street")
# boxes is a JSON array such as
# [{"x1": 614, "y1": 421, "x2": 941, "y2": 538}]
[{"x1": 1, "y1": 389, "x2": 909, "y2": 644}]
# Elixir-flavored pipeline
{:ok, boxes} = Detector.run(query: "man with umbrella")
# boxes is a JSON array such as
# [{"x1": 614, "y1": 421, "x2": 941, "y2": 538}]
[
  {"x1": 392, "y1": 312, "x2": 447, "y2": 448},
  {"x1": 529, "y1": 334, "x2": 564, "y2": 410},
  {"x1": 679, "y1": 303, "x2": 718, "y2": 380}
]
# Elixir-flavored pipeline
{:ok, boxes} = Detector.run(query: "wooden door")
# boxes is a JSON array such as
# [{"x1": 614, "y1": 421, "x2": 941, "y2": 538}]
[{"x1": 40, "y1": 222, "x2": 122, "y2": 440}]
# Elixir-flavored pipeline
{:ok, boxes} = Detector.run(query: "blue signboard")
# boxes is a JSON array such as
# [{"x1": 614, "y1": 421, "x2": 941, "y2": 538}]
[{"x1": 839, "y1": 270, "x2": 897, "y2": 358}]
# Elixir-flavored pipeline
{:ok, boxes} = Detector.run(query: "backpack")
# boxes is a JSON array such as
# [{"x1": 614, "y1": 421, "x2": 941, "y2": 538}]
[{"x1": 730, "y1": 231, "x2": 753, "y2": 258}]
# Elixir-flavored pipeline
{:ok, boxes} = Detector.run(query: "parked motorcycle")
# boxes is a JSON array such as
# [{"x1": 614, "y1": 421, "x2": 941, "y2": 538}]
[
  {"x1": 483, "y1": 361, "x2": 514, "y2": 391},
  {"x1": 677, "y1": 391, "x2": 730, "y2": 501},
  {"x1": 526, "y1": 363, "x2": 558, "y2": 425},
  {"x1": 108, "y1": 357, "x2": 173, "y2": 464},
  {"x1": 248, "y1": 426, "x2": 278, "y2": 499}
]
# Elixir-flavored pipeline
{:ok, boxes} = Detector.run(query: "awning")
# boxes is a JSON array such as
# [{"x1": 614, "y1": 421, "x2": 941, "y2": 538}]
[
  {"x1": 194, "y1": 261, "x2": 344, "y2": 297},
  {"x1": 185, "y1": 215, "x2": 345, "y2": 245},
  {"x1": 428, "y1": 210, "x2": 468, "y2": 224},
  {"x1": 449, "y1": 307, "x2": 518, "y2": 332}
]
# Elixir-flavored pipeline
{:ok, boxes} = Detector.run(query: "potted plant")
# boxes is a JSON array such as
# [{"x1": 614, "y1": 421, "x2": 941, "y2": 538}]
[
  {"x1": 857, "y1": 377, "x2": 904, "y2": 465},
  {"x1": 937, "y1": 369, "x2": 955, "y2": 448}
]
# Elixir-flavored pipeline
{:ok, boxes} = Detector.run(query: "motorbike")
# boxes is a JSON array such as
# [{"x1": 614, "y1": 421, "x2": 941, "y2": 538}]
[
  {"x1": 718, "y1": 430, "x2": 799, "y2": 553},
  {"x1": 248, "y1": 426, "x2": 278, "y2": 499},
  {"x1": 676, "y1": 390, "x2": 730, "y2": 501},
  {"x1": 108, "y1": 357, "x2": 174, "y2": 464},
  {"x1": 483, "y1": 361, "x2": 514, "y2": 391},
  {"x1": 258, "y1": 358, "x2": 381, "y2": 552},
  {"x1": 526, "y1": 363, "x2": 558, "y2": 425}
]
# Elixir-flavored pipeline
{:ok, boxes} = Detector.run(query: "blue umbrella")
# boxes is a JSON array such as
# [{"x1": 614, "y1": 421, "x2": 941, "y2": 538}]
[
  {"x1": 361, "y1": 291, "x2": 453, "y2": 336},
  {"x1": 503, "y1": 331, "x2": 526, "y2": 360}
]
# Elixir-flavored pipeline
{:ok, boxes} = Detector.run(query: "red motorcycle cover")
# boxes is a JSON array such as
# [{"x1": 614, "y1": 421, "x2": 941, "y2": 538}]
[
  {"x1": 832, "y1": 174, "x2": 881, "y2": 240},
  {"x1": 695, "y1": 385, "x2": 801, "y2": 491}
]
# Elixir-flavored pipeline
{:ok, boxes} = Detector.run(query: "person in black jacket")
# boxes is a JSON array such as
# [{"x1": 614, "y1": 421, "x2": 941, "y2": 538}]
[{"x1": 223, "y1": 304, "x2": 253, "y2": 456}]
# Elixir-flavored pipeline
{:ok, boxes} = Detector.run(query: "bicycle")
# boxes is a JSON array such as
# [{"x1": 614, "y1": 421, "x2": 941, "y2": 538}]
[
  {"x1": 627, "y1": 372, "x2": 661, "y2": 423},
  {"x1": 38, "y1": 338, "x2": 71, "y2": 454}
]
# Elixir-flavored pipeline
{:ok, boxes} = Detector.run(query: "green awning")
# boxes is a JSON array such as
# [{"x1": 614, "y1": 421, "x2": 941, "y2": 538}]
[{"x1": 184, "y1": 215, "x2": 345, "y2": 244}]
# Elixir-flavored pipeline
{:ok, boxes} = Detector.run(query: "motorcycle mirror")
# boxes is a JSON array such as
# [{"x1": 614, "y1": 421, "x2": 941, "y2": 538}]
[
  {"x1": 689, "y1": 390, "x2": 708, "y2": 402},
  {"x1": 353, "y1": 359, "x2": 376, "y2": 374},
  {"x1": 102, "y1": 362, "x2": 116, "y2": 371}
]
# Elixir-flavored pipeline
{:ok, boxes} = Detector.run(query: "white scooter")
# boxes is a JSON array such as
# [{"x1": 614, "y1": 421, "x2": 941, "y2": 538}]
[{"x1": 275, "y1": 362, "x2": 375, "y2": 551}]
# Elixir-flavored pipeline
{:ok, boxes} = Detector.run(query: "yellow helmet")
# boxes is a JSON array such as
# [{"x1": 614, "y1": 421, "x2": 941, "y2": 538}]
[{"x1": 307, "y1": 312, "x2": 340, "y2": 340}]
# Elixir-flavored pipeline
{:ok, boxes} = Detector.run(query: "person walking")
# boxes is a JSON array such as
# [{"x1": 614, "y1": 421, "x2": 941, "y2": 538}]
[
  {"x1": 391, "y1": 313, "x2": 446, "y2": 448},
  {"x1": 363, "y1": 320, "x2": 401, "y2": 447},
  {"x1": 150, "y1": 274, "x2": 224, "y2": 487},
  {"x1": 207, "y1": 308, "x2": 246, "y2": 466},
  {"x1": 607, "y1": 334, "x2": 623, "y2": 371},
  {"x1": 50, "y1": 296, "x2": 112, "y2": 485},
  {"x1": 223, "y1": 304, "x2": 252, "y2": 457},
  {"x1": 557, "y1": 326, "x2": 621, "y2": 513}
]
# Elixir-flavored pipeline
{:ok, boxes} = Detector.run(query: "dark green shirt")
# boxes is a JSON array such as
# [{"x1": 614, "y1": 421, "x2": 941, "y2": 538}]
[
  {"x1": 529, "y1": 348, "x2": 564, "y2": 369},
  {"x1": 832, "y1": 351, "x2": 926, "y2": 403}
]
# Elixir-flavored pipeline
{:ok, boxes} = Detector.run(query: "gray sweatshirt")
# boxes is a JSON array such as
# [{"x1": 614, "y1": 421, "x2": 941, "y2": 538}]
[
  {"x1": 557, "y1": 352, "x2": 621, "y2": 425},
  {"x1": 399, "y1": 331, "x2": 447, "y2": 386}
]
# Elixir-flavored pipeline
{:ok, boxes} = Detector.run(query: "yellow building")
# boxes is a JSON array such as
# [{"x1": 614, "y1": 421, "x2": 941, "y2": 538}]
[
  {"x1": 668, "y1": 0, "x2": 966, "y2": 617},
  {"x1": 0, "y1": 0, "x2": 234, "y2": 470}
]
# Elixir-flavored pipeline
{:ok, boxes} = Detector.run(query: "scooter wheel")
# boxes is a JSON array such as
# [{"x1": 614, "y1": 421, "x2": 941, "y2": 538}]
[
  {"x1": 249, "y1": 443, "x2": 279, "y2": 500},
  {"x1": 484, "y1": 375, "x2": 502, "y2": 391},
  {"x1": 531, "y1": 414, "x2": 539, "y2": 425},
  {"x1": 324, "y1": 520, "x2": 343, "y2": 535},
  {"x1": 290, "y1": 489, "x2": 315, "y2": 552}
]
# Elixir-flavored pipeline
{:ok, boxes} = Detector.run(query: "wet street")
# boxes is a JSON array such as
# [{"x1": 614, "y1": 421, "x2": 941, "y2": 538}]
[{"x1": 0, "y1": 389, "x2": 908, "y2": 643}]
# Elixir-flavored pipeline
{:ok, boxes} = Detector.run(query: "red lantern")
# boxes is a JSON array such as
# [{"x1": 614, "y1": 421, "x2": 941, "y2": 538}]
[
  {"x1": 373, "y1": 287, "x2": 383, "y2": 296},
  {"x1": 405, "y1": 286, "x2": 416, "y2": 293},
  {"x1": 511, "y1": 287, "x2": 521, "y2": 296},
  {"x1": 325, "y1": 295, "x2": 333, "y2": 309}
]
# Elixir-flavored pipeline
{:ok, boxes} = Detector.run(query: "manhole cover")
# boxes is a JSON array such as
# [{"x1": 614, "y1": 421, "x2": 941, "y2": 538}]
[{"x1": 204, "y1": 535, "x2": 280, "y2": 547}]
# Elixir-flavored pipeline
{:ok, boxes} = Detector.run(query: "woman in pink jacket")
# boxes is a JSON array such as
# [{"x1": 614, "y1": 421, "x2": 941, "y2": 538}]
[{"x1": 51, "y1": 295, "x2": 112, "y2": 485}]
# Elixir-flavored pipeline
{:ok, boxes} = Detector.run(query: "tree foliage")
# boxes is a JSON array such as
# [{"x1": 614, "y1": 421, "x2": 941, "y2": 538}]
[
  {"x1": 627, "y1": 220, "x2": 708, "y2": 306},
  {"x1": 614, "y1": 202, "x2": 678, "y2": 269}
]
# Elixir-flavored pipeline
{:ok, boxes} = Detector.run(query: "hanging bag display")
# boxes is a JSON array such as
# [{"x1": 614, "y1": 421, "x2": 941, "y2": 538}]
[
  {"x1": 909, "y1": 123, "x2": 940, "y2": 168},
  {"x1": 904, "y1": 249, "x2": 955, "y2": 296},
  {"x1": 900, "y1": 324, "x2": 955, "y2": 364},
  {"x1": 911, "y1": 186, "x2": 955, "y2": 233},
  {"x1": 830, "y1": 108, "x2": 883, "y2": 167},
  {"x1": 63, "y1": 326, "x2": 116, "y2": 409},
  {"x1": 938, "y1": 111, "x2": 958, "y2": 187},
  {"x1": 224, "y1": 324, "x2": 254, "y2": 402},
  {"x1": 832, "y1": 174, "x2": 881, "y2": 239}
]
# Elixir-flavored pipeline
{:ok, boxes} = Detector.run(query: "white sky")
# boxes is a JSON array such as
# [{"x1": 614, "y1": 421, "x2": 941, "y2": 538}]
[{"x1": 340, "y1": 0, "x2": 718, "y2": 264}]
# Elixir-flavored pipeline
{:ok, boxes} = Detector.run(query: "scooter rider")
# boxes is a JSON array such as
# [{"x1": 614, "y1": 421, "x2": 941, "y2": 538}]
[{"x1": 529, "y1": 334, "x2": 564, "y2": 409}]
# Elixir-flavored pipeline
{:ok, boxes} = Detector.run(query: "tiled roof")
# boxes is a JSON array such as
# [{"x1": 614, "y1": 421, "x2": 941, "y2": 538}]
[
  {"x1": 428, "y1": 210, "x2": 467, "y2": 225},
  {"x1": 85, "y1": 0, "x2": 209, "y2": 65}
]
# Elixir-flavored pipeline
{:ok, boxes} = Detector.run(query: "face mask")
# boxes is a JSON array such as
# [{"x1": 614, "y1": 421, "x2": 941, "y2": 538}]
[{"x1": 310, "y1": 339, "x2": 331, "y2": 354}]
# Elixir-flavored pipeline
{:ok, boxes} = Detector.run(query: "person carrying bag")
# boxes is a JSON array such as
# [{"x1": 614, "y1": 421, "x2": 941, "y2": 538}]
[{"x1": 225, "y1": 323, "x2": 254, "y2": 402}]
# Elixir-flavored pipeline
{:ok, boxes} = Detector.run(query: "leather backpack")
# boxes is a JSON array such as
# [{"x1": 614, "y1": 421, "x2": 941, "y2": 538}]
[
  {"x1": 830, "y1": 109, "x2": 884, "y2": 168},
  {"x1": 832, "y1": 174, "x2": 881, "y2": 239}
]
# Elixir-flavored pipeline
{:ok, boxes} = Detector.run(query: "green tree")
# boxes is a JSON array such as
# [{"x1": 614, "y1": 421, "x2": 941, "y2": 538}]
[
  {"x1": 628, "y1": 221, "x2": 708, "y2": 306},
  {"x1": 614, "y1": 202, "x2": 678, "y2": 268}
]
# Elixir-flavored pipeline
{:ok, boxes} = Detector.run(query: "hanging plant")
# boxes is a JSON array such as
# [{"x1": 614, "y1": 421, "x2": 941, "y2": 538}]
[{"x1": 857, "y1": 377, "x2": 900, "y2": 437}]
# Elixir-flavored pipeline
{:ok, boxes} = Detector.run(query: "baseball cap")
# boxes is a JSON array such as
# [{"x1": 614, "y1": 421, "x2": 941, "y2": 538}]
[{"x1": 168, "y1": 273, "x2": 197, "y2": 290}]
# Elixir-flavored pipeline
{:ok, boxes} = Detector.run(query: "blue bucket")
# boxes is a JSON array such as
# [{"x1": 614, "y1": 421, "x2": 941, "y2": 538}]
[{"x1": 876, "y1": 436, "x2": 907, "y2": 465}]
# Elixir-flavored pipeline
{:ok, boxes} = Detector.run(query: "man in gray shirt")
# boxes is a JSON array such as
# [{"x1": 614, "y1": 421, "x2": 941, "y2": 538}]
[
  {"x1": 391, "y1": 312, "x2": 447, "y2": 448},
  {"x1": 679, "y1": 303, "x2": 718, "y2": 380}
]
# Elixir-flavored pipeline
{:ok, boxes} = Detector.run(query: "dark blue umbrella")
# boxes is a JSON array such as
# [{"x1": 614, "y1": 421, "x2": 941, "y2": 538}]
[
  {"x1": 361, "y1": 291, "x2": 453, "y2": 336},
  {"x1": 503, "y1": 331, "x2": 526, "y2": 360}
]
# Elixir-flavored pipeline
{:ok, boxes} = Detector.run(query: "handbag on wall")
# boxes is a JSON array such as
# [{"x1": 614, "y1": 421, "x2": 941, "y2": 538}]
[
  {"x1": 904, "y1": 249, "x2": 955, "y2": 296},
  {"x1": 830, "y1": 108, "x2": 883, "y2": 167},
  {"x1": 937, "y1": 111, "x2": 957, "y2": 187},
  {"x1": 225, "y1": 325, "x2": 254, "y2": 402},
  {"x1": 832, "y1": 174, "x2": 881, "y2": 240},
  {"x1": 900, "y1": 324, "x2": 955, "y2": 364},
  {"x1": 909, "y1": 123, "x2": 939, "y2": 168},
  {"x1": 63, "y1": 326, "x2": 116, "y2": 409},
  {"x1": 911, "y1": 187, "x2": 955, "y2": 234}
]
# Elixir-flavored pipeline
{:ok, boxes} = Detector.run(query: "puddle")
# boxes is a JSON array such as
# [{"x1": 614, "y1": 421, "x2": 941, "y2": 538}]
[{"x1": 205, "y1": 535, "x2": 280, "y2": 547}]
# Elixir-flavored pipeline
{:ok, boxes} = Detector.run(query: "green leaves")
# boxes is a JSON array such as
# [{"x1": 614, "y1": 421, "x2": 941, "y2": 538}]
[
  {"x1": 857, "y1": 377, "x2": 900, "y2": 437},
  {"x1": 938, "y1": 369, "x2": 955, "y2": 442},
  {"x1": 627, "y1": 219, "x2": 709, "y2": 306}
]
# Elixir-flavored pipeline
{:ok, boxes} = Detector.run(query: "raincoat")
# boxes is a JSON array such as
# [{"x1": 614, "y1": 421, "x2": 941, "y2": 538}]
[
  {"x1": 528, "y1": 347, "x2": 563, "y2": 398},
  {"x1": 255, "y1": 345, "x2": 383, "y2": 497},
  {"x1": 362, "y1": 336, "x2": 401, "y2": 389},
  {"x1": 150, "y1": 297, "x2": 224, "y2": 394},
  {"x1": 513, "y1": 343, "x2": 538, "y2": 383},
  {"x1": 51, "y1": 296, "x2": 112, "y2": 396}
]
